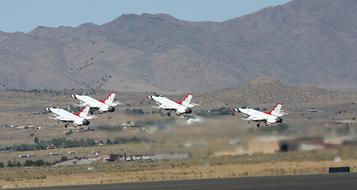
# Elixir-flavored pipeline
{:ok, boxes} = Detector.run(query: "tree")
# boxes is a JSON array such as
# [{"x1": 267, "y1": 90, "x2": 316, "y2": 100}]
[
  {"x1": 60, "y1": 156, "x2": 68, "y2": 162},
  {"x1": 7, "y1": 160, "x2": 13, "y2": 167},
  {"x1": 33, "y1": 137, "x2": 39, "y2": 145},
  {"x1": 34, "y1": 160, "x2": 44, "y2": 166},
  {"x1": 84, "y1": 138, "x2": 96, "y2": 146},
  {"x1": 63, "y1": 139, "x2": 76, "y2": 148},
  {"x1": 0, "y1": 162, "x2": 4, "y2": 168},
  {"x1": 51, "y1": 138, "x2": 66, "y2": 147},
  {"x1": 24, "y1": 160, "x2": 34, "y2": 167}
]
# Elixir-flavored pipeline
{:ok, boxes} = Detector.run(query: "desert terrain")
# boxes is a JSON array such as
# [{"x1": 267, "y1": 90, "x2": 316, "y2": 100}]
[{"x1": 1, "y1": 80, "x2": 357, "y2": 188}]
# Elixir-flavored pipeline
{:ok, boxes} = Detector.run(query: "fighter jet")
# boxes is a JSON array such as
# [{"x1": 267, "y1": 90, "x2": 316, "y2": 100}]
[
  {"x1": 71, "y1": 92, "x2": 120, "y2": 113},
  {"x1": 234, "y1": 103, "x2": 285, "y2": 127},
  {"x1": 47, "y1": 106, "x2": 92, "y2": 128},
  {"x1": 148, "y1": 94, "x2": 198, "y2": 116}
]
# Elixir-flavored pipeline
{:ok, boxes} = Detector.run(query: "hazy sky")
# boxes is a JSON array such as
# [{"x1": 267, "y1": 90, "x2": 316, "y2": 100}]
[{"x1": 0, "y1": 0, "x2": 290, "y2": 33}]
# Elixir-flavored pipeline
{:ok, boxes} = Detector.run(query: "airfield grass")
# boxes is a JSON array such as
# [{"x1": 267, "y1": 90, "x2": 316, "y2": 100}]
[{"x1": 1, "y1": 146, "x2": 357, "y2": 188}]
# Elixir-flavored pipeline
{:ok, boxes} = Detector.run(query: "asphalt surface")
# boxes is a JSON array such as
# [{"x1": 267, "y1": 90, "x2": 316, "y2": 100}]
[{"x1": 14, "y1": 173, "x2": 357, "y2": 190}]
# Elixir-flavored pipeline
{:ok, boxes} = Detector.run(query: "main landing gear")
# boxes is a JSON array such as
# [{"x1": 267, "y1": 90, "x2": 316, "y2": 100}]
[
  {"x1": 160, "y1": 110, "x2": 173, "y2": 117},
  {"x1": 256, "y1": 121, "x2": 268, "y2": 128}
]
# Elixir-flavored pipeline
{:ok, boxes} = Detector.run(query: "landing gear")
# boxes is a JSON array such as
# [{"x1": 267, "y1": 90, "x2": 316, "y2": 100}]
[
  {"x1": 65, "y1": 124, "x2": 68, "y2": 128},
  {"x1": 167, "y1": 112, "x2": 171, "y2": 116},
  {"x1": 256, "y1": 123, "x2": 260, "y2": 128}
]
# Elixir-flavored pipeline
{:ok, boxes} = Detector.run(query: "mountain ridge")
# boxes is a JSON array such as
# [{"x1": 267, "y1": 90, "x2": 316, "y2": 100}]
[{"x1": 1, "y1": 0, "x2": 356, "y2": 92}]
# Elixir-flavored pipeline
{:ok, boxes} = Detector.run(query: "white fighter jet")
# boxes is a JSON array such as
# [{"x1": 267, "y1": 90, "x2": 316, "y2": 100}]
[
  {"x1": 235, "y1": 103, "x2": 286, "y2": 127},
  {"x1": 46, "y1": 106, "x2": 92, "y2": 128},
  {"x1": 148, "y1": 94, "x2": 198, "y2": 116},
  {"x1": 71, "y1": 92, "x2": 120, "y2": 113}
]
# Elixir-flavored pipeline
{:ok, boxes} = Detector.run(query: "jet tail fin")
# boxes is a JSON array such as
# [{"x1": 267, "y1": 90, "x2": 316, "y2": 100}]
[
  {"x1": 100, "y1": 92, "x2": 117, "y2": 106},
  {"x1": 74, "y1": 106, "x2": 90, "y2": 118},
  {"x1": 267, "y1": 103, "x2": 284, "y2": 117},
  {"x1": 177, "y1": 94, "x2": 196, "y2": 107},
  {"x1": 80, "y1": 106, "x2": 90, "y2": 118}
]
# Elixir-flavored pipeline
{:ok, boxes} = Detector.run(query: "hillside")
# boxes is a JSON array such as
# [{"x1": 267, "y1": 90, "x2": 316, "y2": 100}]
[
  {"x1": 196, "y1": 78, "x2": 357, "y2": 108},
  {"x1": 0, "y1": 0, "x2": 357, "y2": 92}
]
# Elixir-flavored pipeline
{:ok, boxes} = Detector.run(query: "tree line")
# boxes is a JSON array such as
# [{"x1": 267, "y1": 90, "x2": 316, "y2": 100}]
[
  {"x1": 0, "y1": 136, "x2": 153, "y2": 152},
  {"x1": 0, "y1": 156, "x2": 68, "y2": 168}
]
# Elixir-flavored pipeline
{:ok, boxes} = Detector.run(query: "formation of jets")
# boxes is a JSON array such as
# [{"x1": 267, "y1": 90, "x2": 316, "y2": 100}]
[
  {"x1": 46, "y1": 92, "x2": 287, "y2": 128},
  {"x1": 47, "y1": 93, "x2": 119, "y2": 128}
]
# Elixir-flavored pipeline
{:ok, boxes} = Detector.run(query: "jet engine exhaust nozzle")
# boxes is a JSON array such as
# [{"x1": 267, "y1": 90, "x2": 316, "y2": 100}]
[
  {"x1": 186, "y1": 108, "x2": 192, "y2": 114},
  {"x1": 108, "y1": 107, "x2": 115, "y2": 112},
  {"x1": 83, "y1": 119, "x2": 90, "y2": 126}
]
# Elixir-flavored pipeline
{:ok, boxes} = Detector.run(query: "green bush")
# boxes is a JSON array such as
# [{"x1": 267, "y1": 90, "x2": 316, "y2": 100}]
[
  {"x1": 24, "y1": 160, "x2": 34, "y2": 167},
  {"x1": 24, "y1": 160, "x2": 45, "y2": 167},
  {"x1": 34, "y1": 160, "x2": 45, "y2": 166},
  {"x1": 15, "y1": 162, "x2": 21, "y2": 167},
  {"x1": 6, "y1": 161, "x2": 13, "y2": 167},
  {"x1": 60, "y1": 156, "x2": 68, "y2": 162}
]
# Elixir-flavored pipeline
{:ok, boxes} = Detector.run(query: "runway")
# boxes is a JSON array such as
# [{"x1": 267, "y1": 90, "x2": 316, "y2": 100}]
[{"x1": 16, "y1": 173, "x2": 357, "y2": 190}]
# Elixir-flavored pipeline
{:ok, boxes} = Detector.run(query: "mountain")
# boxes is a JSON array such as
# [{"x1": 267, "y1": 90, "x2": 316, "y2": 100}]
[{"x1": 0, "y1": 0, "x2": 357, "y2": 92}]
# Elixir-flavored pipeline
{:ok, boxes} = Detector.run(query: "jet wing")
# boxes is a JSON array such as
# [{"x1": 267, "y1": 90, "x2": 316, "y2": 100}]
[
  {"x1": 108, "y1": 101, "x2": 121, "y2": 107},
  {"x1": 157, "y1": 100, "x2": 179, "y2": 109},
  {"x1": 57, "y1": 115, "x2": 73, "y2": 121},
  {"x1": 176, "y1": 108, "x2": 187, "y2": 114},
  {"x1": 98, "y1": 106, "x2": 109, "y2": 112},
  {"x1": 73, "y1": 120, "x2": 83, "y2": 126},
  {"x1": 267, "y1": 118, "x2": 277, "y2": 124},
  {"x1": 48, "y1": 112, "x2": 69, "y2": 121},
  {"x1": 245, "y1": 115, "x2": 266, "y2": 121},
  {"x1": 160, "y1": 105, "x2": 177, "y2": 109}
]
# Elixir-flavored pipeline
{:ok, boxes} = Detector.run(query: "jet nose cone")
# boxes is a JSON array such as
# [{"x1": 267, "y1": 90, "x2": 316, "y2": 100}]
[
  {"x1": 71, "y1": 94, "x2": 77, "y2": 99},
  {"x1": 148, "y1": 96, "x2": 153, "y2": 100},
  {"x1": 46, "y1": 108, "x2": 51, "y2": 112},
  {"x1": 234, "y1": 108, "x2": 241, "y2": 113}
]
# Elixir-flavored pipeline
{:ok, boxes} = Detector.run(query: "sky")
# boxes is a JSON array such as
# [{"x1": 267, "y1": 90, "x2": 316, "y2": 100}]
[{"x1": 0, "y1": 0, "x2": 290, "y2": 33}]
